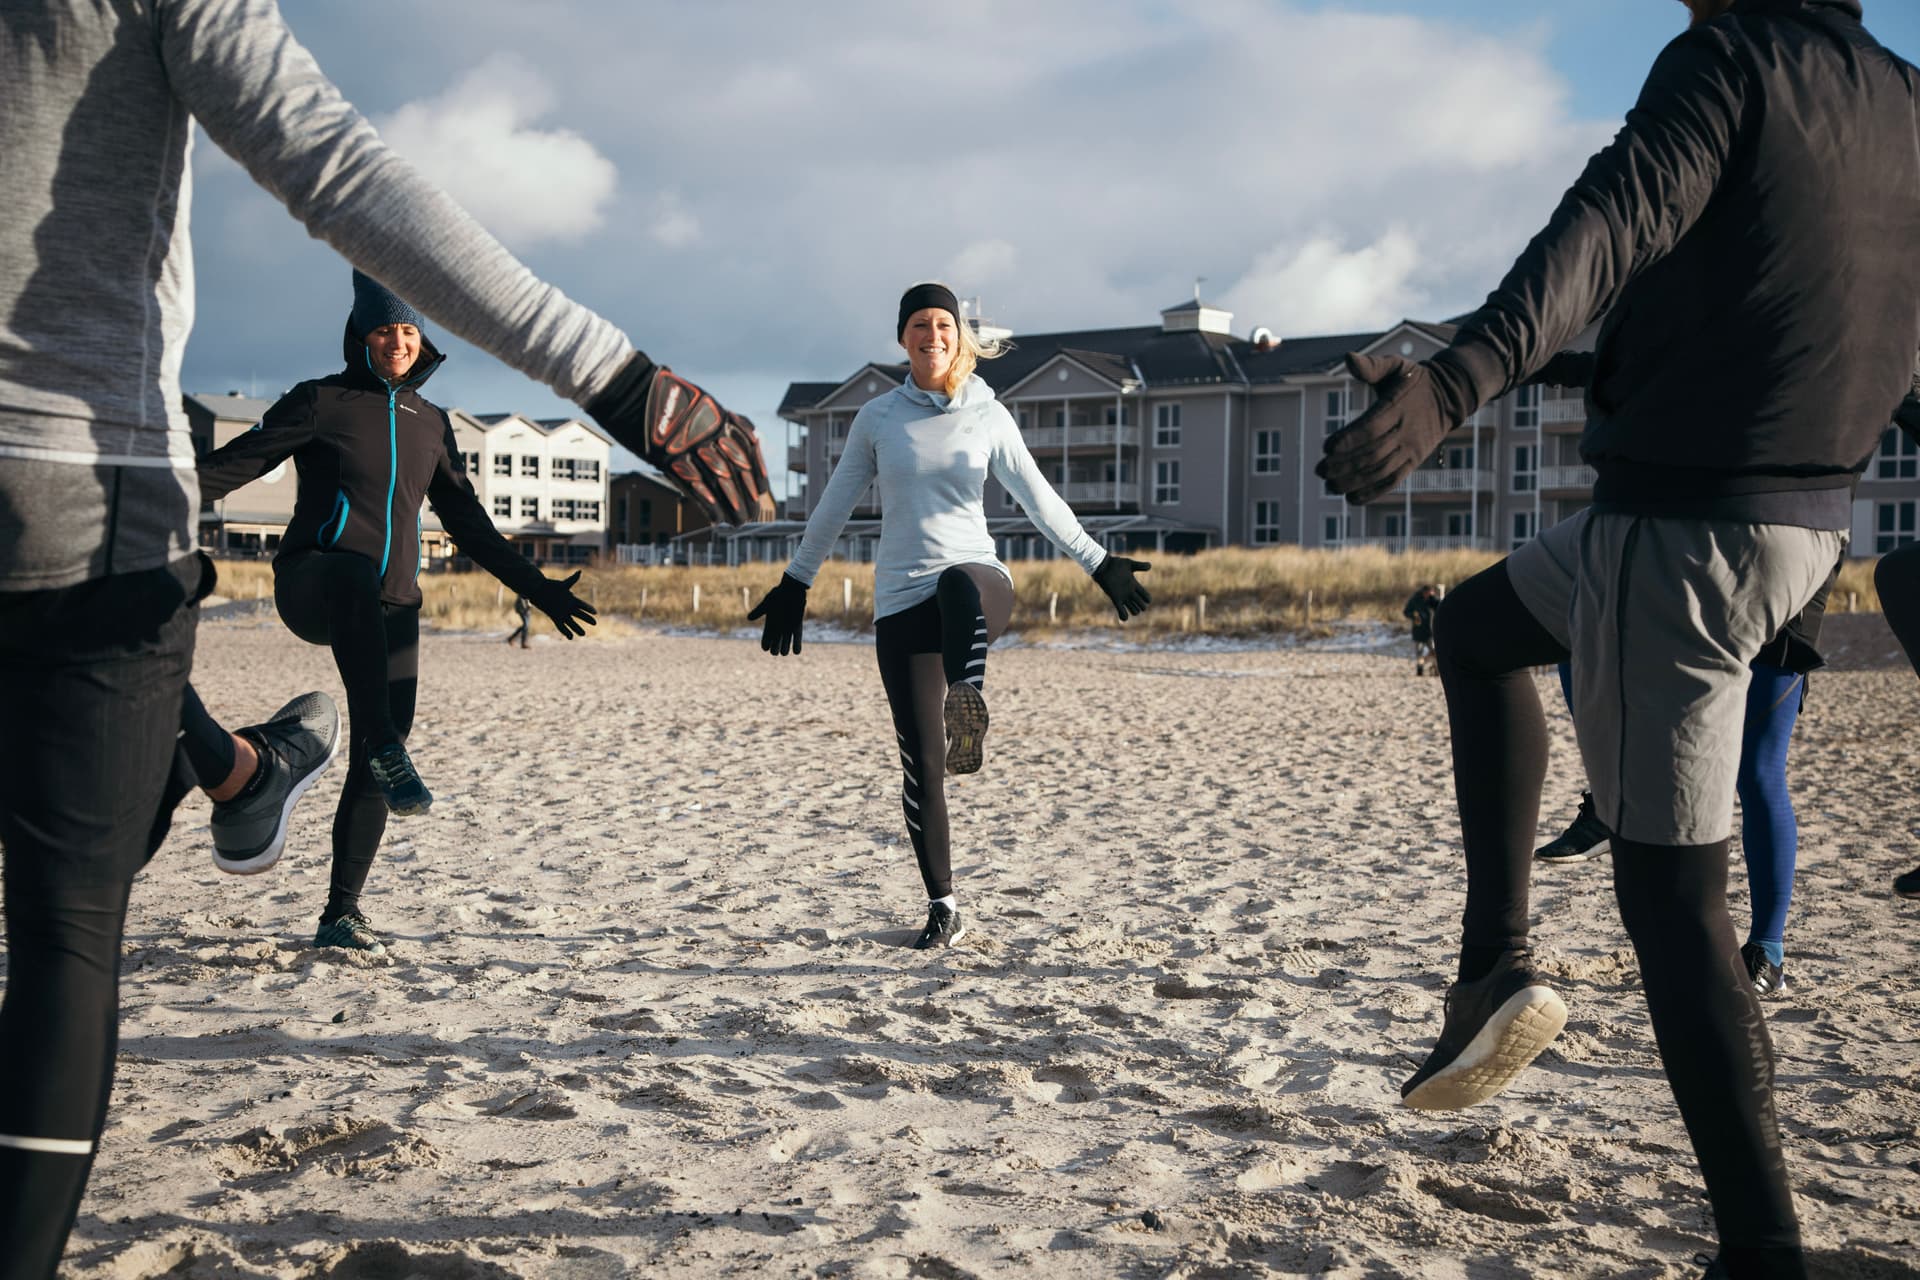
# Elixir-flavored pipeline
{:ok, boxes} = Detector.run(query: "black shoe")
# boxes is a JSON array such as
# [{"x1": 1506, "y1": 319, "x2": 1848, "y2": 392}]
[
  {"x1": 911, "y1": 902, "x2": 966, "y2": 950},
  {"x1": 1536, "y1": 792, "x2": 1612, "y2": 864},
  {"x1": 1740, "y1": 942, "x2": 1788, "y2": 999},
  {"x1": 368, "y1": 742, "x2": 432, "y2": 816},
  {"x1": 211, "y1": 691, "x2": 340, "y2": 874},
  {"x1": 1896, "y1": 863, "x2": 1920, "y2": 899},
  {"x1": 943, "y1": 682, "x2": 989, "y2": 776},
  {"x1": 1400, "y1": 952, "x2": 1568, "y2": 1111}
]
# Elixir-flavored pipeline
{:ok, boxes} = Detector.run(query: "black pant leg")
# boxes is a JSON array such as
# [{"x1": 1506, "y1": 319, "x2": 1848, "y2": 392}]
[
  {"x1": 1875, "y1": 543, "x2": 1920, "y2": 679},
  {"x1": 274, "y1": 552, "x2": 398, "y2": 753},
  {"x1": 1613, "y1": 839, "x2": 1805, "y2": 1275},
  {"x1": 0, "y1": 560, "x2": 195, "y2": 1280},
  {"x1": 325, "y1": 604, "x2": 420, "y2": 920},
  {"x1": 875, "y1": 604, "x2": 952, "y2": 899},
  {"x1": 1433, "y1": 561, "x2": 1571, "y2": 975}
]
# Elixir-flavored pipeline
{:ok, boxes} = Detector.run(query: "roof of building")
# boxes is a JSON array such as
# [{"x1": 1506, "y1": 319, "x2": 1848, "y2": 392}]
[
  {"x1": 776, "y1": 316, "x2": 1463, "y2": 414},
  {"x1": 184, "y1": 392, "x2": 276, "y2": 422}
]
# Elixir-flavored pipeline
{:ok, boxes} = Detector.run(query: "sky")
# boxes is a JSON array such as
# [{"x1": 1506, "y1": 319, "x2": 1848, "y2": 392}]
[{"x1": 182, "y1": 2, "x2": 1920, "y2": 497}]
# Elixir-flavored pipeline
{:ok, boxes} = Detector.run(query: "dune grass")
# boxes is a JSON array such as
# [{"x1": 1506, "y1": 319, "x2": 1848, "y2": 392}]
[{"x1": 208, "y1": 545, "x2": 1889, "y2": 642}]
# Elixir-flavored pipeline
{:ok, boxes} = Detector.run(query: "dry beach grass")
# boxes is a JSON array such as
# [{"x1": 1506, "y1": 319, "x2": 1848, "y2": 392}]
[{"x1": 45, "y1": 604, "x2": 1920, "y2": 1279}]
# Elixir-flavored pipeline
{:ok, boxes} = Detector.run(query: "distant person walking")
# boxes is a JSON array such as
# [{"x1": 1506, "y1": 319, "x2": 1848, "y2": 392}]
[
  {"x1": 749, "y1": 282, "x2": 1151, "y2": 950},
  {"x1": 507, "y1": 593, "x2": 533, "y2": 649},
  {"x1": 1403, "y1": 583, "x2": 1440, "y2": 676},
  {"x1": 198, "y1": 273, "x2": 599, "y2": 956}
]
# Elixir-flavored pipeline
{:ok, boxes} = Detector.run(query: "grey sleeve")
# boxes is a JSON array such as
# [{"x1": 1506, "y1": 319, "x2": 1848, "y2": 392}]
[
  {"x1": 158, "y1": 0, "x2": 634, "y2": 405},
  {"x1": 785, "y1": 409, "x2": 877, "y2": 586}
]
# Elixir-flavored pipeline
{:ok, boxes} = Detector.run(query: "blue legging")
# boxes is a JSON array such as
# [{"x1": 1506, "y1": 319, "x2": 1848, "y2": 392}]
[{"x1": 1556, "y1": 661, "x2": 1802, "y2": 949}]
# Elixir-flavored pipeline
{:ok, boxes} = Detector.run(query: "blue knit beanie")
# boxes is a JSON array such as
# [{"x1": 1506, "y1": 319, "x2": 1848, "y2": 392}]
[{"x1": 349, "y1": 270, "x2": 428, "y2": 340}]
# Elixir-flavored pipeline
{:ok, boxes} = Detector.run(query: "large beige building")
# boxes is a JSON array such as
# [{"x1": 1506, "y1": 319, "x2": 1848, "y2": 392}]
[
  {"x1": 186, "y1": 393, "x2": 611, "y2": 566},
  {"x1": 773, "y1": 300, "x2": 1919, "y2": 561}
]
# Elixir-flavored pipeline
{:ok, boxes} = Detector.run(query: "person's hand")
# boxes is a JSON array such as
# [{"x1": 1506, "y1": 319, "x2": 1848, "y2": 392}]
[
  {"x1": 747, "y1": 574, "x2": 809, "y2": 655},
  {"x1": 584, "y1": 352, "x2": 774, "y2": 526},
  {"x1": 1091, "y1": 555, "x2": 1152, "y2": 621},
  {"x1": 1317, "y1": 352, "x2": 1476, "y2": 505},
  {"x1": 528, "y1": 570, "x2": 597, "y2": 639}
]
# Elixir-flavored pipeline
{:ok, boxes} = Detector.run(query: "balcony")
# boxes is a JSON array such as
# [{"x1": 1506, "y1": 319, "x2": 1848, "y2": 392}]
[
  {"x1": 1020, "y1": 424, "x2": 1141, "y2": 452},
  {"x1": 1394, "y1": 469, "x2": 1496, "y2": 495},
  {"x1": 1541, "y1": 399, "x2": 1586, "y2": 429},
  {"x1": 1057, "y1": 481, "x2": 1138, "y2": 505},
  {"x1": 787, "y1": 445, "x2": 807, "y2": 473},
  {"x1": 1540, "y1": 463, "x2": 1597, "y2": 490}
]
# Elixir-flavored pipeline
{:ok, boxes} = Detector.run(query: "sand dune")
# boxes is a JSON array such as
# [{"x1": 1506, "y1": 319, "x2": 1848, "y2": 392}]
[{"x1": 46, "y1": 617, "x2": 1920, "y2": 1279}]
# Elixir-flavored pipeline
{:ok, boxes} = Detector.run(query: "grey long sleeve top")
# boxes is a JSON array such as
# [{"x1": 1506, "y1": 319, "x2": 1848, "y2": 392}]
[{"x1": 0, "y1": 0, "x2": 634, "y2": 589}]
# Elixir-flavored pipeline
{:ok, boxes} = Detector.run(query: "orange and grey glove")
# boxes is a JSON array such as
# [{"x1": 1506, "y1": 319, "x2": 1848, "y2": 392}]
[{"x1": 585, "y1": 352, "x2": 774, "y2": 525}]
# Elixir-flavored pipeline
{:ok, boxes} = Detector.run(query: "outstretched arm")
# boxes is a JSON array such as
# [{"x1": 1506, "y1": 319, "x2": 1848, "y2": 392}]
[
  {"x1": 749, "y1": 410, "x2": 880, "y2": 655},
  {"x1": 197, "y1": 383, "x2": 318, "y2": 502}
]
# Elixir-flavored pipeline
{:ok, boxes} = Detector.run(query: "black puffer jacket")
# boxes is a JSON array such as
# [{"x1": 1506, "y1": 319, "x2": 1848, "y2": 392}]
[
  {"x1": 1436, "y1": 0, "x2": 1920, "y2": 527},
  {"x1": 199, "y1": 324, "x2": 548, "y2": 607}
]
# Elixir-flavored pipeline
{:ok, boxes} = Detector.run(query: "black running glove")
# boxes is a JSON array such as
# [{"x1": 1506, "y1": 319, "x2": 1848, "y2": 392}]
[
  {"x1": 747, "y1": 573, "x2": 809, "y2": 656},
  {"x1": 1317, "y1": 351, "x2": 1479, "y2": 505},
  {"x1": 1523, "y1": 350, "x2": 1596, "y2": 390},
  {"x1": 1092, "y1": 555, "x2": 1152, "y2": 622},
  {"x1": 528, "y1": 570, "x2": 597, "y2": 639},
  {"x1": 584, "y1": 352, "x2": 775, "y2": 527}
]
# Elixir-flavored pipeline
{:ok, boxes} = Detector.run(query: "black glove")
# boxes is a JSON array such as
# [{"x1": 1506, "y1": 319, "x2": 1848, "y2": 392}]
[
  {"x1": 527, "y1": 570, "x2": 597, "y2": 639},
  {"x1": 584, "y1": 352, "x2": 774, "y2": 526},
  {"x1": 1524, "y1": 349, "x2": 1596, "y2": 390},
  {"x1": 1091, "y1": 555, "x2": 1151, "y2": 622},
  {"x1": 1317, "y1": 351, "x2": 1478, "y2": 505},
  {"x1": 747, "y1": 573, "x2": 808, "y2": 655}
]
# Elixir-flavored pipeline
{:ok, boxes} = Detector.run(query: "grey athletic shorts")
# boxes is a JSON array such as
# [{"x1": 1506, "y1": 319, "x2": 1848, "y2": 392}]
[{"x1": 1508, "y1": 510, "x2": 1845, "y2": 846}]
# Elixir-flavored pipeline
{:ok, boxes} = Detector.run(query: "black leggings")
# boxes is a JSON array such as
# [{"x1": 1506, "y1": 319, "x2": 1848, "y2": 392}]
[
  {"x1": 873, "y1": 566, "x2": 1013, "y2": 900},
  {"x1": 1876, "y1": 542, "x2": 1920, "y2": 677},
  {"x1": 0, "y1": 558, "x2": 198, "y2": 1280},
  {"x1": 275, "y1": 552, "x2": 420, "y2": 920},
  {"x1": 1436, "y1": 562, "x2": 1802, "y2": 1267}
]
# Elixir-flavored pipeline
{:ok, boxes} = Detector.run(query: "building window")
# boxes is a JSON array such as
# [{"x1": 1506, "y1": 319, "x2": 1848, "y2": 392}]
[
  {"x1": 582, "y1": 500, "x2": 600, "y2": 521},
  {"x1": 615, "y1": 496, "x2": 627, "y2": 527},
  {"x1": 1154, "y1": 460, "x2": 1180, "y2": 504},
  {"x1": 1017, "y1": 407, "x2": 1033, "y2": 430},
  {"x1": 551, "y1": 457, "x2": 602, "y2": 483},
  {"x1": 1513, "y1": 443, "x2": 1538, "y2": 492},
  {"x1": 1054, "y1": 409, "x2": 1068, "y2": 430},
  {"x1": 520, "y1": 496, "x2": 539, "y2": 519},
  {"x1": 1322, "y1": 389, "x2": 1351, "y2": 495},
  {"x1": 1254, "y1": 428, "x2": 1283, "y2": 474},
  {"x1": 1877, "y1": 500, "x2": 1918, "y2": 553},
  {"x1": 552, "y1": 499, "x2": 574, "y2": 520},
  {"x1": 1323, "y1": 513, "x2": 1351, "y2": 544},
  {"x1": 638, "y1": 498, "x2": 652, "y2": 526},
  {"x1": 1154, "y1": 403, "x2": 1182, "y2": 447},
  {"x1": 520, "y1": 454, "x2": 540, "y2": 478},
  {"x1": 1513, "y1": 384, "x2": 1540, "y2": 430},
  {"x1": 461, "y1": 451, "x2": 480, "y2": 474},
  {"x1": 1102, "y1": 404, "x2": 1132, "y2": 426},
  {"x1": 1002, "y1": 485, "x2": 1016, "y2": 510},
  {"x1": 1512, "y1": 510, "x2": 1538, "y2": 549},
  {"x1": 1446, "y1": 512, "x2": 1469, "y2": 538},
  {"x1": 1381, "y1": 513, "x2": 1404, "y2": 539},
  {"x1": 1878, "y1": 428, "x2": 1919, "y2": 479},
  {"x1": 492, "y1": 455, "x2": 512, "y2": 476},
  {"x1": 1102, "y1": 460, "x2": 1133, "y2": 484},
  {"x1": 1445, "y1": 444, "x2": 1476, "y2": 471},
  {"x1": 492, "y1": 495, "x2": 512, "y2": 518},
  {"x1": 1254, "y1": 500, "x2": 1282, "y2": 544}
]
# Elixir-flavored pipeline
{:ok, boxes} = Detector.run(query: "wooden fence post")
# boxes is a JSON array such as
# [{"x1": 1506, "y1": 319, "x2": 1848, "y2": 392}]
[
  {"x1": 843, "y1": 578, "x2": 853, "y2": 615},
  {"x1": 638, "y1": 586, "x2": 648, "y2": 623},
  {"x1": 1049, "y1": 592, "x2": 1058, "y2": 623},
  {"x1": 1198, "y1": 594, "x2": 1208, "y2": 629},
  {"x1": 692, "y1": 583, "x2": 701, "y2": 614}
]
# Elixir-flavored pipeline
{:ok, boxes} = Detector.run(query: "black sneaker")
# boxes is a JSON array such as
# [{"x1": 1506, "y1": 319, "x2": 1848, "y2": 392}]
[
  {"x1": 211, "y1": 691, "x2": 340, "y2": 874},
  {"x1": 1741, "y1": 942, "x2": 1788, "y2": 999},
  {"x1": 1400, "y1": 953, "x2": 1569, "y2": 1111},
  {"x1": 944, "y1": 682, "x2": 989, "y2": 776},
  {"x1": 368, "y1": 742, "x2": 432, "y2": 816},
  {"x1": 314, "y1": 910, "x2": 386, "y2": 956},
  {"x1": 1896, "y1": 863, "x2": 1920, "y2": 899},
  {"x1": 1536, "y1": 792, "x2": 1612, "y2": 864},
  {"x1": 911, "y1": 902, "x2": 966, "y2": 950}
]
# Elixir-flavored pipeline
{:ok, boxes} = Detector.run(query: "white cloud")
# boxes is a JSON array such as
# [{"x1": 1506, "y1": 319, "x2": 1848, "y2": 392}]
[
  {"x1": 649, "y1": 192, "x2": 702, "y2": 249},
  {"x1": 946, "y1": 239, "x2": 1018, "y2": 287},
  {"x1": 1222, "y1": 229, "x2": 1426, "y2": 334},
  {"x1": 374, "y1": 55, "x2": 616, "y2": 247}
]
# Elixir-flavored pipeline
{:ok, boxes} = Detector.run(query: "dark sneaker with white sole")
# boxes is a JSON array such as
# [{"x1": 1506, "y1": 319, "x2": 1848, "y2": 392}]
[
  {"x1": 368, "y1": 742, "x2": 432, "y2": 816},
  {"x1": 1536, "y1": 791, "x2": 1612, "y2": 864},
  {"x1": 1895, "y1": 863, "x2": 1920, "y2": 899},
  {"x1": 314, "y1": 910, "x2": 386, "y2": 956},
  {"x1": 911, "y1": 902, "x2": 966, "y2": 950},
  {"x1": 210, "y1": 691, "x2": 341, "y2": 875},
  {"x1": 944, "y1": 682, "x2": 989, "y2": 776},
  {"x1": 1741, "y1": 942, "x2": 1788, "y2": 999},
  {"x1": 1400, "y1": 953, "x2": 1568, "y2": 1110}
]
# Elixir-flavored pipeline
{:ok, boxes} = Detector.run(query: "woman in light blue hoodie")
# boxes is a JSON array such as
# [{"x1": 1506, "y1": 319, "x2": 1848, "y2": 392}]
[{"x1": 750, "y1": 282, "x2": 1151, "y2": 950}]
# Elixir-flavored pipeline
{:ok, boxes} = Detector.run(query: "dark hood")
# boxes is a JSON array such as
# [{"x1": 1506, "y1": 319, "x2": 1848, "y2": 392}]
[{"x1": 339, "y1": 317, "x2": 445, "y2": 392}]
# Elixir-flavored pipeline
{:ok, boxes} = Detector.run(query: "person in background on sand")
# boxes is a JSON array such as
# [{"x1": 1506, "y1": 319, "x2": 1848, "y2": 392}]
[
  {"x1": 0, "y1": 4, "x2": 771, "y2": 1271},
  {"x1": 507, "y1": 593, "x2": 533, "y2": 649},
  {"x1": 198, "y1": 273, "x2": 600, "y2": 957},
  {"x1": 1526, "y1": 351, "x2": 1840, "y2": 1000},
  {"x1": 748, "y1": 282, "x2": 1152, "y2": 951},
  {"x1": 1316, "y1": 2, "x2": 1920, "y2": 1276},
  {"x1": 1403, "y1": 583, "x2": 1440, "y2": 676}
]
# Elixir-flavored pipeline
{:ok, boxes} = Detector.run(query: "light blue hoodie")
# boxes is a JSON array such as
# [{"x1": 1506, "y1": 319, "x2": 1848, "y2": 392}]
[{"x1": 786, "y1": 374, "x2": 1106, "y2": 620}]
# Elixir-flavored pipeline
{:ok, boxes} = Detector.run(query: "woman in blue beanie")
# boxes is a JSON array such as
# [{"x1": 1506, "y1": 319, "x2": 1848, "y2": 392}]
[{"x1": 197, "y1": 271, "x2": 595, "y2": 955}]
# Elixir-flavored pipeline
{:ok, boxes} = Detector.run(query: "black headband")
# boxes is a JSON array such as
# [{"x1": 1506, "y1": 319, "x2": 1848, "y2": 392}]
[{"x1": 897, "y1": 283, "x2": 961, "y2": 339}]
